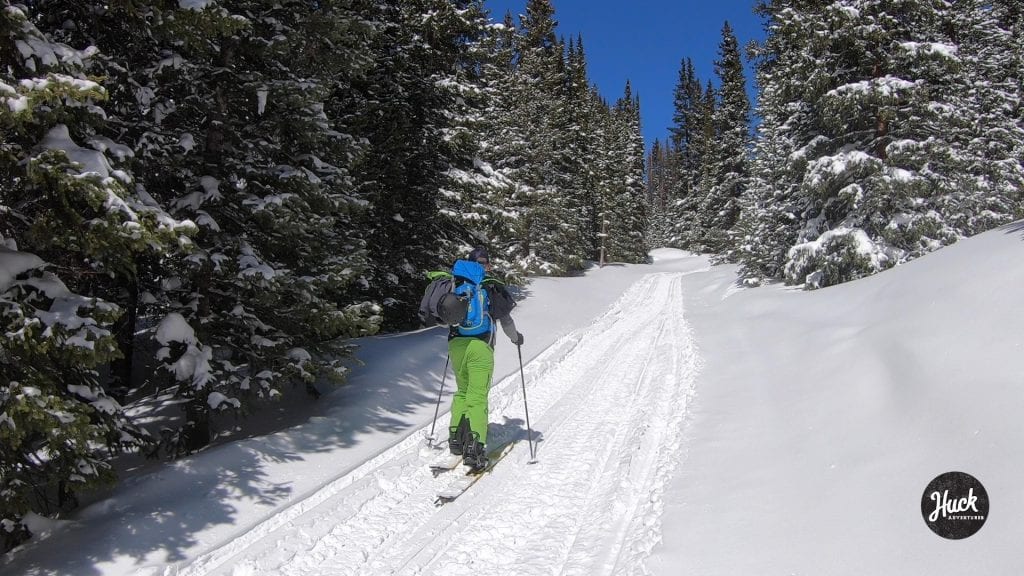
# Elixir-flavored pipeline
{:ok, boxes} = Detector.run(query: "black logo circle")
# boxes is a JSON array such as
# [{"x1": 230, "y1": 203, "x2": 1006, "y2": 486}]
[{"x1": 921, "y1": 471, "x2": 989, "y2": 539}]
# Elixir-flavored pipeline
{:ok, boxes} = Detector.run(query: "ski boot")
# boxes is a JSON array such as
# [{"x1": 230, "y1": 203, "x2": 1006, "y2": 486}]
[
  {"x1": 448, "y1": 416, "x2": 470, "y2": 456},
  {"x1": 463, "y1": 438, "x2": 489, "y2": 473}
]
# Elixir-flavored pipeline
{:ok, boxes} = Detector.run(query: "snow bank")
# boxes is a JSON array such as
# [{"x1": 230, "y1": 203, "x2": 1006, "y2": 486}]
[{"x1": 652, "y1": 222, "x2": 1024, "y2": 575}]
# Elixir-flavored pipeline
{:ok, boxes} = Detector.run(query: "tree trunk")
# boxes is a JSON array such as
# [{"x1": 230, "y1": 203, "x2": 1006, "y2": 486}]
[
  {"x1": 873, "y1": 62, "x2": 889, "y2": 160},
  {"x1": 108, "y1": 273, "x2": 138, "y2": 403},
  {"x1": 182, "y1": 399, "x2": 211, "y2": 453}
]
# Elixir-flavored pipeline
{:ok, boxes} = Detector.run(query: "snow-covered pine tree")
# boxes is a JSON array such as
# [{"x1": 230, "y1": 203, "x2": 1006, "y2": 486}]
[
  {"x1": 668, "y1": 74, "x2": 717, "y2": 252},
  {"x1": 476, "y1": 10, "x2": 532, "y2": 276},
  {"x1": 690, "y1": 80, "x2": 719, "y2": 251},
  {"x1": 666, "y1": 57, "x2": 703, "y2": 249},
  {"x1": 437, "y1": 2, "x2": 520, "y2": 275},
  {"x1": 734, "y1": 76, "x2": 806, "y2": 284},
  {"x1": 646, "y1": 139, "x2": 677, "y2": 248},
  {"x1": 353, "y1": 0, "x2": 512, "y2": 327},
  {"x1": 702, "y1": 22, "x2": 751, "y2": 258},
  {"x1": 951, "y1": 0, "x2": 1024, "y2": 230},
  {"x1": 347, "y1": 0, "x2": 454, "y2": 329},
  {"x1": 511, "y1": 0, "x2": 583, "y2": 274},
  {"x1": 0, "y1": 3, "x2": 192, "y2": 549},
  {"x1": 63, "y1": 0, "x2": 383, "y2": 452},
  {"x1": 599, "y1": 81, "x2": 649, "y2": 264},
  {"x1": 479, "y1": 3, "x2": 629, "y2": 273},
  {"x1": 736, "y1": 0, "x2": 823, "y2": 284},
  {"x1": 561, "y1": 35, "x2": 600, "y2": 261},
  {"x1": 748, "y1": 0, "x2": 1019, "y2": 289},
  {"x1": 1002, "y1": 1, "x2": 1024, "y2": 159}
]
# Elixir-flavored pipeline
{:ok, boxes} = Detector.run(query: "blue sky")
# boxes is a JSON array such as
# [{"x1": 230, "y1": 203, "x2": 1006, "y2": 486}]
[{"x1": 483, "y1": 0, "x2": 765, "y2": 151}]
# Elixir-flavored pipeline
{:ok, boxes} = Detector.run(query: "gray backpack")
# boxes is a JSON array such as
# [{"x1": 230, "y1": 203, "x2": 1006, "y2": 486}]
[{"x1": 418, "y1": 272, "x2": 466, "y2": 326}]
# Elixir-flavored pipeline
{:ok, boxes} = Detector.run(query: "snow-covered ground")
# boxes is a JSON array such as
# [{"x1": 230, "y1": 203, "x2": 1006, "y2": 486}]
[{"x1": 4, "y1": 223, "x2": 1023, "y2": 575}]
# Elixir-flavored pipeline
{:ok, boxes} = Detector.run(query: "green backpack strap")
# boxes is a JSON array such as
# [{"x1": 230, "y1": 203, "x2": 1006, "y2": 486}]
[{"x1": 426, "y1": 270, "x2": 453, "y2": 281}]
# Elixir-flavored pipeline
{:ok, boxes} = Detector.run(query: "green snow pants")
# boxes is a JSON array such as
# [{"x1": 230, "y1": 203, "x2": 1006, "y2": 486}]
[{"x1": 448, "y1": 336, "x2": 494, "y2": 445}]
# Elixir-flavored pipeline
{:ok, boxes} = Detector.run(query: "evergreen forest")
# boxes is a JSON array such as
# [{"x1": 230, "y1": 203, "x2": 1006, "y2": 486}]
[{"x1": 1, "y1": 0, "x2": 1021, "y2": 551}]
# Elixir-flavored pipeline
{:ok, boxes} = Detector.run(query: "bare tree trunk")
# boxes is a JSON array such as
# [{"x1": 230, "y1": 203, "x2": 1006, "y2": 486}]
[
  {"x1": 873, "y1": 62, "x2": 889, "y2": 160},
  {"x1": 109, "y1": 271, "x2": 138, "y2": 403}
]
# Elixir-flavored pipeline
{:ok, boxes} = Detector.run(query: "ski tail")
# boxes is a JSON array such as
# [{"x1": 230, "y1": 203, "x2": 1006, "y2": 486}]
[{"x1": 435, "y1": 442, "x2": 516, "y2": 504}]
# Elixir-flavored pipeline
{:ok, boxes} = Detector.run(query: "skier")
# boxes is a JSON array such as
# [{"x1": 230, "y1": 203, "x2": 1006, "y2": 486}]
[{"x1": 438, "y1": 247, "x2": 523, "y2": 471}]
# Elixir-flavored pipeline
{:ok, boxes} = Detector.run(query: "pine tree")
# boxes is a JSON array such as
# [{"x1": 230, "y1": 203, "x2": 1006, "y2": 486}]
[
  {"x1": 952, "y1": 0, "x2": 1024, "y2": 230},
  {"x1": 354, "y1": 0, "x2": 521, "y2": 322},
  {"x1": 562, "y1": 35, "x2": 600, "y2": 261},
  {"x1": 646, "y1": 139, "x2": 677, "y2": 248},
  {"x1": 690, "y1": 80, "x2": 719, "y2": 251},
  {"x1": 742, "y1": 0, "x2": 1021, "y2": 289},
  {"x1": 599, "y1": 81, "x2": 649, "y2": 264},
  {"x1": 441, "y1": 2, "x2": 519, "y2": 273},
  {"x1": 702, "y1": 22, "x2": 751, "y2": 256},
  {"x1": 508, "y1": 0, "x2": 583, "y2": 274},
  {"x1": 0, "y1": 3, "x2": 191, "y2": 548},
  {"x1": 666, "y1": 57, "x2": 704, "y2": 249},
  {"x1": 43, "y1": 0, "x2": 385, "y2": 451},
  {"x1": 736, "y1": 0, "x2": 818, "y2": 283},
  {"x1": 476, "y1": 10, "x2": 530, "y2": 276}
]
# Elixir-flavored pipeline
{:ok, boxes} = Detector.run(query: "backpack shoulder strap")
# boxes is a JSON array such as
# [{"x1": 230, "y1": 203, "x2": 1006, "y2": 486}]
[{"x1": 426, "y1": 270, "x2": 453, "y2": 281}]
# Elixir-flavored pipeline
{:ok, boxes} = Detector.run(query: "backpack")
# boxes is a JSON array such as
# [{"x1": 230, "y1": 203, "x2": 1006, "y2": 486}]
[
  {"x1": 417, "y1": 260, "x2": 492, "y2": 337},
  {"x1": 451, "y1": 260, "x2": 491, "y2": 337}
]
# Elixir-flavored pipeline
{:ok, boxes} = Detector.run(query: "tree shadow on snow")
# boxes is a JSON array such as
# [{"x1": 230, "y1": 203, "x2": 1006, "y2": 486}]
[
  {"x1": 1001, "y1": 220, "x2": 1024, "y2": 238},
  {"x1": 2, "y1": 328, "x2": 461, "y2": 574},
  {"x1": 504, "y1": 283, "x2": 533, "y2": 303},
  {"x1": 3, "y1": 325, "x2": 549, "y2": 574},
  {"x1": 3, "y1": 445, "x2": 292, "y2": 576}
]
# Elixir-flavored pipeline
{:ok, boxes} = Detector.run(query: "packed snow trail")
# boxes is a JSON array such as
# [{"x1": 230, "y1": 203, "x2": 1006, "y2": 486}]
[{"x1": 178, "y1": 272, "x2": 700, "y2": 576}]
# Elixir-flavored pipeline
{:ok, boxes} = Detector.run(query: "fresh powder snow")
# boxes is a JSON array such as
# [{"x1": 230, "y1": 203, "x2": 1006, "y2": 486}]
[{"x1": 2, "y1": 224, "x2": 1023, "y2": 575}]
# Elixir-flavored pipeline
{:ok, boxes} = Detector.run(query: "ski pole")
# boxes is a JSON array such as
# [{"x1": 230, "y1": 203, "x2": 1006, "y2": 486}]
[
  {"x1": 427, "y1": 354, "x2": 450, "y2": 447},
  {"x1": 517, "y1": 344, "x2": 537, "y2": 462}
]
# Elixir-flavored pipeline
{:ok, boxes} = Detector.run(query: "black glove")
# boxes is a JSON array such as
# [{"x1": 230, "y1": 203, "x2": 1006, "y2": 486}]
[{"x1": 513, "y1": 332, "x2": 524, "y2": 346}]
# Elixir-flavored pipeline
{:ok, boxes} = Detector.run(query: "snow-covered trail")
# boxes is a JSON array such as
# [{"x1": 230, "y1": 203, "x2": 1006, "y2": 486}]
[{"x1": 179, "y1": 272, "x2": 700, "y2": 576}]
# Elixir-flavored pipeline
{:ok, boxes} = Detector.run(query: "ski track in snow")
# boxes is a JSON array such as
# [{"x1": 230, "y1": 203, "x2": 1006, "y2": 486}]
[{"x1": 177, "y1": 273, "x2": 700, "y2": 576}]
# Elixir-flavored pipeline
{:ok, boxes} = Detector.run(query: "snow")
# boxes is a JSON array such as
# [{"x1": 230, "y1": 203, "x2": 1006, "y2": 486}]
[
  {"x1": 6, "y1": 95, "x2": 29, "y2": 113},
  {"x1": 179, "y1": 133, "x2": 196, "y2": 152},
  {"x1": 155, "y1": 312, "x2": 197, "y2": 345},
  {"x1": 826, "y1": 76, "x2": 918, "y2": 99},
  {"x1": 179, "y1": 0, "x2": 215, "y2": 10},
  {"x1": 207, "y1": 392, "x2": 241, "y2": 411},
  {"x1": 199, "y1": 176, "x2": 221, "y2": 200},
  {"x1": 0, "y1": 249, "x2": 44, "y2": 292},
  {"x1": 899, "y1": 41, "x2": 958, "y2": 60},
  {"x1": 38, "y1": 124, "x2": 113, "y2": 178},
  {"x1": 3, "y1": 224, "x2": 1024, "y2": 575},
  {"x1": 13, "y1": 33, "x2": 90, "y2": 69},
  {"x1": 256, "y1": 88, "x2": 268, "y2": 115},
  {"x1": 238, "y1": 246, "x2": 277, "y2": 281},
  {"x1": 87, "y1": 136, "x2": 134, "y2": 160},
  {"x1": 804, "y1": 149, "x2": 879, "y2": 188},
  {"x1": 154, "y1": 313, "x2": 214, "y2": 387}
]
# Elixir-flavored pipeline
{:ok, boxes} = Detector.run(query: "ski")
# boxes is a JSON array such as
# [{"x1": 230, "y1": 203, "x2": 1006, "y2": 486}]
[
  {"x1": 428, "y1": 453, "x2": 464, "y2": 477},
  {"x1": 435, "y1": 442, "x2": 516, "y2": 504}
]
